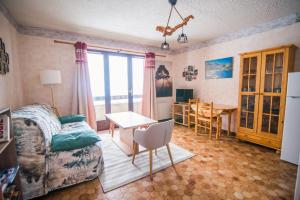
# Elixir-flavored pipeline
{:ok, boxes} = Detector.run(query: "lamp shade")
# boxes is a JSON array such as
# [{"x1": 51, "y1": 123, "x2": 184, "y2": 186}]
[{"x1": 40, "y1": 70, "x2": 62, "y2": 85}]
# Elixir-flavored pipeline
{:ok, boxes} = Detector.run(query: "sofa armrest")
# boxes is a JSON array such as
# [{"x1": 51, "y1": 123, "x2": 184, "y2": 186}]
[{"x1": 12, "y1": 118, "x2": 47, "y2": 198}]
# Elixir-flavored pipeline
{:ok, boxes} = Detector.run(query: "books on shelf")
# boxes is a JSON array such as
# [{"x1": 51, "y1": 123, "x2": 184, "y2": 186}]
[
  {"x1": 0, "y1": 114, "x2": 10, "y2": 143},
  {"x1": 3, "y1": 185, "x2": 20, "y2": 200},
  {"x1": 0, "y1": 166, "x2": 19, "y2": 193}
]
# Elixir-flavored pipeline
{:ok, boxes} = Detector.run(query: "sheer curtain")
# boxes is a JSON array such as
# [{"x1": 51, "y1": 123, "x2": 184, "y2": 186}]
[
  {"x1": 141, "y1": 52, "x2": 158, "y2": 120},
  {"x1": 72, "y1": 42, "x2": 97, "y2": 130}
]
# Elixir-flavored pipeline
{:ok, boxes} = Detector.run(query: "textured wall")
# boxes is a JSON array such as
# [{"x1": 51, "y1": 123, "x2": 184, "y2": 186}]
[
  {"x1": 17, "y1": 35, "x2": 174, "y2": 118},
  {"x1": 18, "y1": 35, "x2": 75, "y2": 116},
  {"x1": 172, "y1": 23, "x2": 300, "y2": 132},
  {"x1": 0, "y1": 13, "x2": 23, "y2": 110}
]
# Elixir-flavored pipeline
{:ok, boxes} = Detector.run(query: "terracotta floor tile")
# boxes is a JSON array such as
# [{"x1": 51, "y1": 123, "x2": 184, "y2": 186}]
[{"x1": 42, "y1": 125, "x2": 297, "y2": 200}]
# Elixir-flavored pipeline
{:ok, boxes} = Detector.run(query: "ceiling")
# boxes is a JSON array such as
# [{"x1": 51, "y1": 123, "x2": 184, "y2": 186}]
[{"x1": 2, "y1": 0, "x2": 300, "y2": 49}]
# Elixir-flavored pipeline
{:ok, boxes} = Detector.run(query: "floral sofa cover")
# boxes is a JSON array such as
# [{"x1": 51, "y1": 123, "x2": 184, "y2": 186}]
[{"x1": 12, "y1": 104, "x2": 104, "y2": 200}]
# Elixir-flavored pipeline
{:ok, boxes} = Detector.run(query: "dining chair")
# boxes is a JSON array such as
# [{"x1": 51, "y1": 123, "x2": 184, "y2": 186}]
[
  {"x1": 132, "y1": 119, "x2": 175, "y2": 180},
  {"x1": 194, "y1": 102, "x2": 222, "y2": 139},
  {"x1": 187, "y1": 98, "x2": 199, "y2": 128}
]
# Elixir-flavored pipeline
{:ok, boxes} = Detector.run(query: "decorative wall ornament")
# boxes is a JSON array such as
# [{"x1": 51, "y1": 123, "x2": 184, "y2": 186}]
[
  {"x1": 0, "y1": 38, "x2": 9, "y2": 75},
  {"x1": 205, "y1": 57, "x2": 233, "y2": 79},
  {"x1": 155, "y1": 64, "x2": 173, "y2": 97},
  {"x1": 182, "y1": 65, "x2": 198, "y2": 81}
]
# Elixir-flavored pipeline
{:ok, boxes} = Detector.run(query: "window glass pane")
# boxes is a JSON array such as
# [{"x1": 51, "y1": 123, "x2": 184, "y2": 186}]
[
  {"x1": 250, "y1": 57, "x2": 257, "y2": 74},
  {"x1": 132, "y1": 57, "x2": 144, "y2": 113},
  {"x1": 87, "y1": 53, "x2": 105, "y2": 121},
  {"x1": 243, "y1": 58, "x2": 249, "y2": 74},
  {"x1": 109, "y1": 55, "x2": 129, "y2": 113},
  {"x1": 240, "y1": 112, "x2": 246, "y2": 128}
]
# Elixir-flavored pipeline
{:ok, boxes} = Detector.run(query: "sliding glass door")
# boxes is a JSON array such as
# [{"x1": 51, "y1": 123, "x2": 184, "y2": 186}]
[{"x1": 87, "y1": 51, "x2": 144, "y2": 130}]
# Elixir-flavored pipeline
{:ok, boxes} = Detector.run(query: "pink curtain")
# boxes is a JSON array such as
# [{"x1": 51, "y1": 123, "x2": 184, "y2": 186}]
[
  {"x1": 141, "y1": 52, "x2": 158, "y2": 120},
  {"x1": 72, "y1": 42, "x2": 97, "y2": 130}
]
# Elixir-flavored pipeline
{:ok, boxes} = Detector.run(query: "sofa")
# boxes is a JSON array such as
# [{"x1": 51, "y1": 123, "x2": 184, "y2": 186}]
[{"x1": 12, "y1": 104, "x2": 104, "y2": 200}]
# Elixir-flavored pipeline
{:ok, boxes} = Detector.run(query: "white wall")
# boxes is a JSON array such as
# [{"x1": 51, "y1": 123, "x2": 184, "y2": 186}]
[
  {"x1": 0, "y1": 12, "x2": 23, "y2": 110},
  {"x1": 172, "y1": 23, "x2": 300, "y2": 132}
]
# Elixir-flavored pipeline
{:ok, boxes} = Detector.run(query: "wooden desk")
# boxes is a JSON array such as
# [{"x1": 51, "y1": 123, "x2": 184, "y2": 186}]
[
  {"x1": 213, "y1": 104, "x2": 237, "y2": 136},
  {"x1": 104, "y1": 112, "x2": 157, "y2": 156},
  {"x1": 190, "y1": 103, "x2": 237, "y2": 136}
]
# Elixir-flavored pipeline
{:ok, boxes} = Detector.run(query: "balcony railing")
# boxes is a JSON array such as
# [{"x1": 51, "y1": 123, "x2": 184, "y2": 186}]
[{"x1": 93, "y1": 95, "x2": 143, "y2": 120}]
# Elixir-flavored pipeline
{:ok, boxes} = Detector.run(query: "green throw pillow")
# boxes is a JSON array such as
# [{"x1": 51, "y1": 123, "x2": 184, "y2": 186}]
[
  {"x1": 51, "y1": 130, "x2": 101, "y2": 152},
  {"x1": 59, "y1": 115, "x2": 86, "y2": 124}
]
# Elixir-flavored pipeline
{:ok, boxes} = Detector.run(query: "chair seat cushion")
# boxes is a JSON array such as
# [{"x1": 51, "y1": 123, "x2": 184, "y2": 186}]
[{"x1": 51, "y1": 130, "x2": 101, "y2": 152}]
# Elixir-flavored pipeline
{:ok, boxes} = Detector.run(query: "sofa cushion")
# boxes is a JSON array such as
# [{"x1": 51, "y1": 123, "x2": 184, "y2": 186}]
[
  {"x1": 59, "y1": 115, "x2": 86, "y2": 124},
  {"x1": 51, "y1": 130, "x2": 101, "y2": 152}
]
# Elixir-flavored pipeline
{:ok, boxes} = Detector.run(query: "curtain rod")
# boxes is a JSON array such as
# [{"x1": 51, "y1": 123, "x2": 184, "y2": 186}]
[{"x1": 53, "y1": 40, "x2": 167, "y2": 57}]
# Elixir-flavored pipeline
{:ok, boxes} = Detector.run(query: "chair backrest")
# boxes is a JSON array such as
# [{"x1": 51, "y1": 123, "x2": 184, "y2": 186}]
[
  {"x1": 135, "y1": 119, "x2": 174, "y2": 149},
  {"x1": 188, "y1": 98, "x2": 199, "y2": 113},
  {"x1": 197, "y1": 102, "x2": 222, "y2": 118}
]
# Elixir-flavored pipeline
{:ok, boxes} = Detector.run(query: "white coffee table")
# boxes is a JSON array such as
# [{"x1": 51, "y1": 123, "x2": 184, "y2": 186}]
[{"x1": 104, "y1": 112, "x2": 157, "y2": 156}]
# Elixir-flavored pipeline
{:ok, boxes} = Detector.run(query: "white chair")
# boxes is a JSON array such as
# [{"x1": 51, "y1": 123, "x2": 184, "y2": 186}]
[{"x1": 132, "y1": 119, "x2": 175, "y2": 180}]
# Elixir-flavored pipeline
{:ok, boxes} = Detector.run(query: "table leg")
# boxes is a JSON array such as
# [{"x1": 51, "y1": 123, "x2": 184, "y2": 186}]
[
  {"x1": 109, "y1": 121, "x2": 115, "y2": 137},
  {"x1": 132, "y1": 128, "x2": 139, "y2": 154},
  {"x1": 227, "y1": 111, "x2": 232, "y2": 136}
]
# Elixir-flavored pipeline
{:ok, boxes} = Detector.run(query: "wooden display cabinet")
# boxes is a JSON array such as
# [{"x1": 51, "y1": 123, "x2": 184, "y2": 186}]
[
  {"x1": 237, "y1": 45, "x2": 297, "y2": 150},
  {"x1": 171, "y1": 103, "x2": 189, "y2": 126}
]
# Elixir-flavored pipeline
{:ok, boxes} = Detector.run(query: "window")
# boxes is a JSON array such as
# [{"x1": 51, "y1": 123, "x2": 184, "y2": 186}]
[{"x1": 87, "y1": 51, "x2": 144, "y2": 121}]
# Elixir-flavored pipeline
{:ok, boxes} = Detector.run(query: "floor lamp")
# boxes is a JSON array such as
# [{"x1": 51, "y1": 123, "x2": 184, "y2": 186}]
[{"x1": 40, "y1": 70, "x2": 62, "y2": 116}]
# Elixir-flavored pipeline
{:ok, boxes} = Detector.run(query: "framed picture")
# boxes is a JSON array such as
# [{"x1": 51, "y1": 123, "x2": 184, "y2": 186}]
[
  {"x1": 0, "y1": 114, "x2": 10, "y2": 142},
  {"x1": 0, "y1": 38, "x2": 9, "y2": 75},
  {"x1": 155, "y1": 63, "x2": 173, "y2": 97},
  {"x1": 205, "y1": 57, "x2": 233, "y2": 79}
]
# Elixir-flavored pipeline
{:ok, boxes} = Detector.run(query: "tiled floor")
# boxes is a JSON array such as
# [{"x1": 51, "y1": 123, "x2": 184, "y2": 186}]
[{"x1": 43, "y1": 125, "x2": 297, "y2": 200}]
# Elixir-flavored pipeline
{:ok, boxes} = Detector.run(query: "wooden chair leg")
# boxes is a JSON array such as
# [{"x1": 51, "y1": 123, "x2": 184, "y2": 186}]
[
  {"x1": 166, "y1": 144, "x2": 174, "y2": 166},
  {"x1": 149, "y1": 149, "x2": 153, "y2": 180},
  {"x1": 219, "y1": 119, "x2": 222, "y2": 139},
  {"x1": 209, "y1": 122, "x2": 212, "y2": 139},
  {"x1": 132, "y1": 143, "x2": 137, "y2": 164}
]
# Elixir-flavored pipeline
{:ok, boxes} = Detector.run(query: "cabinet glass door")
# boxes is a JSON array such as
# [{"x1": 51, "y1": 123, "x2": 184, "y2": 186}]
[
  {"x1": 258, "y1": 50, "x2": 285, "y2": 136},
  {"x1": 238, "y1": 53, "x2": 261, "y2": 132}
]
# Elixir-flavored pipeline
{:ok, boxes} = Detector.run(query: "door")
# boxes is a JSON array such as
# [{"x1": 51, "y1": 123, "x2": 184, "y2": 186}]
[
  {"x1": 238, "y1": 53, "x2": 261, "y2": 133},
  {"x1": 257, "y1": 49, "x2": 286, "y2": 139},
  {"x1": 87, "y1": 51, "x2": 144, "y2": 130}
]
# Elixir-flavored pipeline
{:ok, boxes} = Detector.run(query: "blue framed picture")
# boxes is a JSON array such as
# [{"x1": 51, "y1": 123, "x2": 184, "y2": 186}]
[{"x1": 205, "y1": 57, "x2": 233, "y2": 79}]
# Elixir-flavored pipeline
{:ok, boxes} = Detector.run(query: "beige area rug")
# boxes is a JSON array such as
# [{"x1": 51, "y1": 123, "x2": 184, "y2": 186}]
[{"x1": 99, "y1": 134, "x2": 195, "y2": 192}]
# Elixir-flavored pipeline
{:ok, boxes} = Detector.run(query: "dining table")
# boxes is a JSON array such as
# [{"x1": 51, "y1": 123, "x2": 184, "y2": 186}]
[{"x1": 191, "y1": 103, "x2": 237, "y2": 135}]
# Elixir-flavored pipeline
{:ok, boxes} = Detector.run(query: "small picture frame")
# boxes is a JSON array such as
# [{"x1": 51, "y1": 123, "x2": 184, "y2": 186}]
[
  {"x1": 0, "y1": 114, "x2": 10, "y2": 143},
  {"x1": 0, "y1": 63, "x2": 4, "y2": 74},
  {"x1": 0, "y1": 40, "x2": 5, "y2": 50},
  {"x1": 0, "y1": 38, "x2": 9, "y2": 75},
  {"x1": 188, "y1": 65, "x2": 194, "y2": 71}
]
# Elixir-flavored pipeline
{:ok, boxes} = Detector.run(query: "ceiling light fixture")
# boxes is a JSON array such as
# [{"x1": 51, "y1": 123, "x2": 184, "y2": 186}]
[
  {"x1": 177, "y1": 27, "x2": 188, "y2": 43},
  {"x1": 157, "y1": 0, "x2": 194, "y2": 50},
  {"x1": 161, "y1": 37, "x2": 170, "y2": 50}
]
